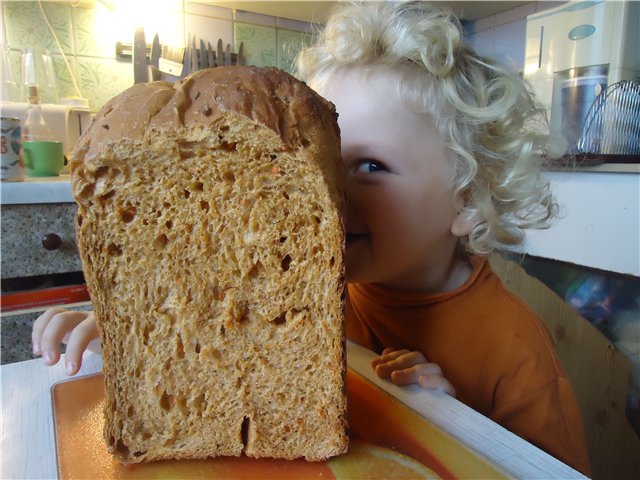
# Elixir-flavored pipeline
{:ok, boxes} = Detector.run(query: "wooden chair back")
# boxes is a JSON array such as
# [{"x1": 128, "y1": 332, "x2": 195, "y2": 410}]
[{"x1": 490, "y1": 254, "x2": 640, "y2": 479}]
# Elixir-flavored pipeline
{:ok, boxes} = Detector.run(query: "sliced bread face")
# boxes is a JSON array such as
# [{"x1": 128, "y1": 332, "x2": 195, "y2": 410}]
[{"x1": 71, "y1": 67, "x2": 347, "y2": 464}]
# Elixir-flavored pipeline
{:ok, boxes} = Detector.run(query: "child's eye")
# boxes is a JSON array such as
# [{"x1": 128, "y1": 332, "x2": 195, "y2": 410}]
[{"x1": 354, "y1": 159, "x2": 388, "y2": 174}]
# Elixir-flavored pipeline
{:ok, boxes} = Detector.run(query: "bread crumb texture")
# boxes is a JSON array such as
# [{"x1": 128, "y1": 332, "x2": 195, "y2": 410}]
[{"x1": 71, "y1": 67, "x2": 347, "y2": 464}]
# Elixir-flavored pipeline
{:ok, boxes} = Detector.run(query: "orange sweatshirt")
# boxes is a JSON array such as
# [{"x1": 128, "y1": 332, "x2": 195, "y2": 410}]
[{"x1": 346, "y1": 256, "x2": 591, "y2": 476}]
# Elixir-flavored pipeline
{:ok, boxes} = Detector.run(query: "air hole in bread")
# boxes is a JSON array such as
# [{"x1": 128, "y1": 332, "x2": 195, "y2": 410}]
[
  {"x1": 300, "y1": 138, "x2": 311, "y2": 148},
  {"x1": 142, "y1": 324, "x2": 154, "y2": 345},
  {"x1": 95, "y1": 166, "x2": 109, "y2": 180},
  {"x1": 210, "y1": 348, "x2": 221, "y2": 359},
  {"x1": 127, "y1": 406, "x2": 134, "y2": 417},
  {"x1": 176, "y1": 336, "x2": 185, "y2": 359},
  {"x1": 154, "y1": 234, "x2": 168, "y2": 250},
  {"x1": 247, "y1": 261, "x2": 262, "y2": 280},
  {"x1": 282, "y1": 191, "x2": 290, "y2": 200},
  {"x1": 132, "y1": 451, "x2": 146, "y2": 458},
  {"x1": 107, "y1": 243, "x2": 122, "y2": 256},
  {"x1": 120, "y1": 205, "x2": 136, "y2": 223},
  {"x1": 81, "y1": 186, "x2": 96, "y2": 202},
  {"x1": 194, "y1": 342, "x2": 201, "y2": 354},
  {"x1": 77, "y1": 215, "x2": 83, "y2": 227},
  {"x1": 224, "y1": 171, "x2": 235, "y2": 183},
  {"x1": 241, "y1": 417, "x2": 250, "y2": 449},
  {"x1": 281, "y1": 254, "x2": 292, "y2": 272},
  {"x1": 193, "y1": 182, "x2": 204, "y2": 192},
  {"x1": 160, "y1": 392, "x2": 175, "y2": 411},
  {"x1": 220, "y1": 326, "x2": 226, "y2": 336},
  {"x1": 114, "y1": 438, "x2": 130, "y2": 457},
  {"x1": 100, "y1": 190, "x2": 116, "y2": 202},
  {"x1": 279, "y1": 236, "x2": 287, "y2": 243},
  {"x1": 183, "y1": 189, "x2": 191, "y2": 199},
  {"x1": 199, "y1": 200, "x2": 209, "y2": 212},
  {"x1": 272, "y1": 313, "x2": 286, "y2": 325},
  {"x1": 165, "y1": 220, "x2": 173, "y2": 229},
  {"x1": 177, "y1": 396, "x2": 188, "y2": 415},
  {"x1": 330, "y1": 257, "x2": 335, "y2": 267},
  {"x1": 193, "y1": 393, "x2": 207, "y2": 413},
  {"x1": 221, "y1": 141, "x2": 237, "y2": 152}
]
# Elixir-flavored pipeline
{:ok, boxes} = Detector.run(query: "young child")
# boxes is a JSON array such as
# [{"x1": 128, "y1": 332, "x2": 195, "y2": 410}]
[{"x1": 32, "y1": 1, "x2": 590, "y2": 475}]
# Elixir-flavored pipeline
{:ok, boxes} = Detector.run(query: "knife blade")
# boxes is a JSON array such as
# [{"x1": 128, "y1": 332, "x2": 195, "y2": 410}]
[
  {"x1": 149, "y1": 33, "x2": 161, "y2": 81},
  {"x1": 180, "y1": 40, "x2": 191, "y2": 78},
  {"x1": 225, "y1": 43, "x2": 231, "y2": 67},
  {"x1": 238, "y1": 42, "x2": 244, "y2": 66},
  {"x1": 207, "y1": 41, "x2": 214, "y2": 67},
  {"x1": 217, "y1": 39, "x2": 224, "y2": 67},
  {"x1": 191, "y1": 35, "x2": 198, "y2": 71},
  {"x1": 133, "y1": 27, "x2": 148, "y2": 84},
  {"x1": 200, "y1": 39, "x2": 208, "y2": 69}
]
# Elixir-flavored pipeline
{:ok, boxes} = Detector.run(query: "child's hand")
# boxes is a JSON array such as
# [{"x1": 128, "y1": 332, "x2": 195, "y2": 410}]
[
  {"x1": 371, "y1": 348, "x2": 456, "y2": 396},
  {"x1": 31, "y1": 307, "x2": 101, "y2": 376}
]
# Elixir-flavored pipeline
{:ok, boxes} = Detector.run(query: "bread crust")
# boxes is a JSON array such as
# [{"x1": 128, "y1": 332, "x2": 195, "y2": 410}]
[{"x1": 71, "y1": 67, "x2": 347, "y2": 463}]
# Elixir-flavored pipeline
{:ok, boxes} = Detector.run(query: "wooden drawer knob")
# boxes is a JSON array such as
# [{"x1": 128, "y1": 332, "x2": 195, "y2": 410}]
[{"x1": 42, "y1": 233, "x2": 62, "y2": 251}]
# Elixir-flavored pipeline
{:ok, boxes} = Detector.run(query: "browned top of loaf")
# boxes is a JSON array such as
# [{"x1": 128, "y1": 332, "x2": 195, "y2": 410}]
[{"x1": 73, "y1": 66, "x2": 340, "y2": 163}]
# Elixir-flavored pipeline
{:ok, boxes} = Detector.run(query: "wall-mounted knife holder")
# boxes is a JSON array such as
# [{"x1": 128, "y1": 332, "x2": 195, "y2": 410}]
[{"x1": 116, "y1": 41, "x2": 238, "y2": 65}]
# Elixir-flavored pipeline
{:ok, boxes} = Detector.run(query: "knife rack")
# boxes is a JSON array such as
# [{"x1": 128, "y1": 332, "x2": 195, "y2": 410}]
[{"x1": 116, "y1": 42, "x2": 239, "y2": 66}]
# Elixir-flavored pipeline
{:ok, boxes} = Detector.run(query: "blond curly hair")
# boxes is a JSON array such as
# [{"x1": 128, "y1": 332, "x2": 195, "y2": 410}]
[{"x1": 296, "y1": 1, "x2": 561, "y2": 254}]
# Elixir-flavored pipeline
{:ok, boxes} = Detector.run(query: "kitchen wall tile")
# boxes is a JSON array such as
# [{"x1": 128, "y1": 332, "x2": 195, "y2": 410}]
[
  {"x1": 71, "y1": 3, "x2": 112, "y2": 58},
  {"x1": 3, "y1": 1, "x2": 74, "y2": 56},
  {"x1": 234, "y1": 10, "x2": 277, "y2": 28},
  {"x1": 5, "y1": 1, "x2": 315, "y2": 112},
  {"x1": 185, "y1": 14, "x2": 233, "y2": 50},
  {"x1": 277, "y1": 29, "x2": 312, "y2": 75},
  {"x1": 50, "y1": 54, "x2": 80, "y2": 102},
  {"x1": 6, "y1": 48, "x2": 23, "y2": 102},
  {"x1": 276, "y1": 17, "x2": 315, "y2": 34},
  {"x1": 184, "y1": 2, "x2": 233, "y2": 20},
  {"x1": 75, "y1": 57, "x2": 132, "y2": 111},
  {"x1": 234, "y1": 23, "x2": 276, "y2": 67}
]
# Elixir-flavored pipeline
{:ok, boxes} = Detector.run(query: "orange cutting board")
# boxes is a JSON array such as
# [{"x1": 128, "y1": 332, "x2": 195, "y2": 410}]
[{"x1": 52, "y1": 369, "x2": 506, "y2": 479}]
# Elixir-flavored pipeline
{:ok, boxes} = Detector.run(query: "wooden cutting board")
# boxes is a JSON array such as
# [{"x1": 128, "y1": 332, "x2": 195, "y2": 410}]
[{"x1": 52, "y1": 369, "x2": 506, "y2": 479}]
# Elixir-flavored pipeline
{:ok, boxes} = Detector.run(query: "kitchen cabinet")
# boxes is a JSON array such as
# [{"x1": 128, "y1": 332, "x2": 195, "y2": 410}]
[{"x1": 1, "y1": 176, "x2": 88, "y2": 364}]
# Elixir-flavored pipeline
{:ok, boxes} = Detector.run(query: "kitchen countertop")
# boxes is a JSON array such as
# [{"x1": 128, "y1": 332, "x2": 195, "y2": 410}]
[
  {"x1": 1, "y1": 175, "x2": 73, "y2": 205},
  {"x1": 1, "y1": 341, "x2": 584, "y2": 479}
]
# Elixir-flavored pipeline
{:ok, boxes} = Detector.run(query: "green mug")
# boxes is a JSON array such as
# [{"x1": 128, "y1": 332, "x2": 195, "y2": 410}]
[{"x1": 22, "y1": 141, "x2": 65, "y2": 177}]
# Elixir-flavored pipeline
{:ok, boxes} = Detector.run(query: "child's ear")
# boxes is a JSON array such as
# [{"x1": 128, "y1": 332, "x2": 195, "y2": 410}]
[{"x1": 451, "y1": 212, "x2": 473, "y2": 237}]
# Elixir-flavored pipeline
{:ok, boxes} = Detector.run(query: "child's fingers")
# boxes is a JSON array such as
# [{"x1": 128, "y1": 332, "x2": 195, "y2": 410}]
[
  {"x1": 389, "y1": 362, "x2": 443, "y2": 385},
  {"x1": 371, "y1": 348, "x2": 409, "y2": 369},
  {"x1": 38, "y1": 310, "x2": 91, "y2": 366},
  {"x1": 63, "y1": 314, "x2": 100, "y2": 376},
  {"x1": 373, "y1": 350, "x2": 428, "y2": 378},
  {"x1": 32, "y1": 307, "x2": 68, "y2": 355},
  {"x1": 418, "y1": 374, "x2": 456, "y2": 396}
]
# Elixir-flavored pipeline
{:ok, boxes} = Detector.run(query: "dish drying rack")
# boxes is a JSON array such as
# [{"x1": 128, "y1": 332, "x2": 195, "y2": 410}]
[{"x1": 577, "y1": 79, "x2": 640, "y2": 156}]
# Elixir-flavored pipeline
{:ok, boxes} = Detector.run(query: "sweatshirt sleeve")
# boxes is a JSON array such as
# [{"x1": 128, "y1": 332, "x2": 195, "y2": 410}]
[{"x1": 490, "y1": 373, "x2": 591, "y2": 476}]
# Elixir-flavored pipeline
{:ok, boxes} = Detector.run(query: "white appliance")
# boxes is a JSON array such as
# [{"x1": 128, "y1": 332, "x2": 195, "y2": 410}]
[
  {"x1": 523, "y1": 0, "x2": 640, "y2": 152},
  {"x1": 0, "y1": 101, "x2": 92, "y2": 158}
]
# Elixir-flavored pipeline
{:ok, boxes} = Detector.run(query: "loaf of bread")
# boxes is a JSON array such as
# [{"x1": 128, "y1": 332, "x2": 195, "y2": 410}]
[{"x1": 71, "y1": 66, "x2": 347, "y2": 463}]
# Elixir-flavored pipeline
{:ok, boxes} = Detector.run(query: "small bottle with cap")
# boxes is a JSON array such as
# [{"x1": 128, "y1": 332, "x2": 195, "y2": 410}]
[{"x1": 22, "y1": 85, "x2": 53, "y2": 142}]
